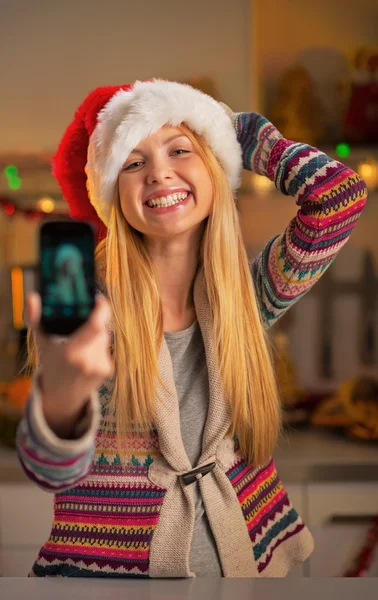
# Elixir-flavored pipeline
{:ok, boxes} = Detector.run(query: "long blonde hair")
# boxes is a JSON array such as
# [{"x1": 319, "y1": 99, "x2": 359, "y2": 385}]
[{"x1": 26, "y1": 124, "x2": 281, "y2": 466}]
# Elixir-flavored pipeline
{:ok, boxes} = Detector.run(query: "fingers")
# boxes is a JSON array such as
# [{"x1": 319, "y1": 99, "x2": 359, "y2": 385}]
[
  {"x1": 25, "y1": 292, "x2": 42, "y2": 329},
  {"x1": 70, "y1": 295, "x2": 112, "y2": 345},
  {"x1": 24, "y1": 291, "x2": 52, "y2": 355},
  {"x1": 25, "y1": 292, "x2": 112, "y2": 353}
]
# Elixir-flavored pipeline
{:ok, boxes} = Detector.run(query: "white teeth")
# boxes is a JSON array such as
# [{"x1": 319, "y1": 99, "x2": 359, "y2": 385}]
[{"x1": 146, "y1": 192, "x2": 189, "y2": 208}]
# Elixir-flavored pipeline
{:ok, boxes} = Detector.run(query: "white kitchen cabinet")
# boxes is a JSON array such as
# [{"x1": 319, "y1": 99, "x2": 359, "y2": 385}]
[
  {"x1": 0, "y1": 483, "x2": 54, "y2": 576},
  {"x1": 307, "y1": 482, "x2": 378, "y2": 577},
  {"x1": 0, "y1": 547, "x2": 42, "y2": 577}
]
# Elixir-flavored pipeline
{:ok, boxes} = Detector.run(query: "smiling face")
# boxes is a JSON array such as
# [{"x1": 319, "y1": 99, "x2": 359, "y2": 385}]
[{"x1": 117, "y1": 126, "x2": 214, "y2": 240}]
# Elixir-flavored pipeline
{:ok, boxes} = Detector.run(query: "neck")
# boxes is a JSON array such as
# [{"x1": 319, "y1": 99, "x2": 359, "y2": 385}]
[{"x1": 145, "y1": 229, "x2": 203, "y2": 318}]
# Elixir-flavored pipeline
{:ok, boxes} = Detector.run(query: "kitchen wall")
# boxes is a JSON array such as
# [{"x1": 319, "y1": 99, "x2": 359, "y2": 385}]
[
  {"x1": 0, "y1": 0, "x2": 252, "y2": 153},
  {"x1": 1, "y1": 0, "x2": 377, "y2": 388}
]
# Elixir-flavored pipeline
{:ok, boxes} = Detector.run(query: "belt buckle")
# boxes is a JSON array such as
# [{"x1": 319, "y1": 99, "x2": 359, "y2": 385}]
[{"x1": 181, "y1": 462, "x2": 216, "y2": 486}]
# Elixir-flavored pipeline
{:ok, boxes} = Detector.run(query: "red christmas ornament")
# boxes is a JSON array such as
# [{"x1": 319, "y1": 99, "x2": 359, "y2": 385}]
[
  {"x1": 0, "y1": 195, "x2": 67, "y2": 221},
  {"x1": 3, "y1": 203, "x2": 15, "y2": 215}
]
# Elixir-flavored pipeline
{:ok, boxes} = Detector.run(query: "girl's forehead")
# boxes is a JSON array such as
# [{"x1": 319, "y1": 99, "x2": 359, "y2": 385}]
[{"x1": 131, "y1": 126, "x2": 188, "y2": 153}]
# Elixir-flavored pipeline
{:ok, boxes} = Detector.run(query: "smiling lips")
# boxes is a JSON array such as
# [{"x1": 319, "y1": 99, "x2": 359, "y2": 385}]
[{"x1": 145, "y1": 191, "x2": 190, "y2": 208}]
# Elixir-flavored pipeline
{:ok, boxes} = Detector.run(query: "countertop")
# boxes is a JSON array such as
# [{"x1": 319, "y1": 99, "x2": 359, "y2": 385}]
[
  {"x1": 1, "y1": 577, "x2": 378, "y2": 600},
  {"x1": 273, "y1": 426, "x2": 378, "y2": 482},
  {"x1": 1, "y1": 427, "x2": 377, "y2": 484}
]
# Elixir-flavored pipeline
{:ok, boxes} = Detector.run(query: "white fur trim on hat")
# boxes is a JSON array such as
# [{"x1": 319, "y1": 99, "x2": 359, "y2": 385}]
[{"x1": 85, "y1": 79, "x2": 242, "y2": 226}]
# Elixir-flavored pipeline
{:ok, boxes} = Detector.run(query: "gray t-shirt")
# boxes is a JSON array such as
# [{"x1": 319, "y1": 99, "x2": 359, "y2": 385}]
[{"x1": 164, "y1": 320, "x2": 223, "y2": 577}]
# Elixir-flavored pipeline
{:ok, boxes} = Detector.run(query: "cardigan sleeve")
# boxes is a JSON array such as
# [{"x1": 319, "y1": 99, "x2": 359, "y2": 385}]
[
  {"x1": 15, "y1": 288, "x2": 113, "y2": 492},
  {"x1": 15, "y1": 372, "x2": 101, "y2": 493},
  {"x1": 233, "y1": 112, "x2": 368, "y2": 330}
]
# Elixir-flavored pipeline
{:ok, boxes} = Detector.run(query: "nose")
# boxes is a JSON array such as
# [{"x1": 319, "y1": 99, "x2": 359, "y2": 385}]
[{"x1": 146, "y1": 156, "x2": 173, "y2": 185}]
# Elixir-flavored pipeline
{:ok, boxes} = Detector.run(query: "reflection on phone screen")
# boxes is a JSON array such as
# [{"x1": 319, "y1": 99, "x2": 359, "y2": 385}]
[{"x1": 41, "y1": 237, "x2": 93, "y2": 321}]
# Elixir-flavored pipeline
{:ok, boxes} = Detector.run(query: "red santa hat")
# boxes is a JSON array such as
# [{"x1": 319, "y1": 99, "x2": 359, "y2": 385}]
[{"x1": 53, "y1": 79, "x2": 242, "y2": 240}]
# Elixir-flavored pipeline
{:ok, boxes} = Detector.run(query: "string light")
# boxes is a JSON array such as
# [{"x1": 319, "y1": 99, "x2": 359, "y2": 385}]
[
  {"x1": 0, "y1": 197, "x2": 67, "y2": 219},
  {"x1": 37, "y1": 197, "x2": 55, "y2": 213},
  {"x1": 3, "y1": 203, "x2": 15, "y2": 216},
  {"x1": 336, "y1": 143, "x2": 351, "y2": 158},
  {"x1": 4, "y1": 165, "x2": 22, "y2": 190},
  {"x1": 4, "y1": 165, "x2": 18, "y2": 177},
  {"x1": 357, "y1": 159, "x2": 378, "y2": 190},
  {"x1": 250, "y1": 173, "x2": 275, "y2": 194}
]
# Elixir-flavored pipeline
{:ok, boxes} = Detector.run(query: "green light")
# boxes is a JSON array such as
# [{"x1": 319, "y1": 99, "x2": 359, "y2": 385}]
[
  {"x1": 4, "y1": 165, "x2": 18, "y2": 177},
  {"x1": 336, "y1": 143, "x2": 351, "y2": 158},
  {"x1": 8, "y1": 176, "x2": 22, "y2": 190},
  {"x1": 4, "y1": 165, "x2": 22, "y2": 190}
]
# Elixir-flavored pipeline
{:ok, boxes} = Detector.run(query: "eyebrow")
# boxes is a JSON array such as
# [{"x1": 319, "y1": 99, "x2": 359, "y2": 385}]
[{"x1": 128, "y1": 133, "x2": 189, "y2": 156}]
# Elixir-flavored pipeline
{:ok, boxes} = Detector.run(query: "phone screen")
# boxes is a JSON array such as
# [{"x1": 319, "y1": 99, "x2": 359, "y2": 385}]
[{"x1": 39, "y1": 220, "x2": 96, "y2": 335}]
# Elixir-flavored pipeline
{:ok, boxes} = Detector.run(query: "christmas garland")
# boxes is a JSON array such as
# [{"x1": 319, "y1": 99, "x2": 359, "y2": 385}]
[
  {"x1": 0, "y1": 195, "x2": 67, "y2": 219},
  {"x1": 343, "y1": 517, "x2": 378, "y2": 576}
]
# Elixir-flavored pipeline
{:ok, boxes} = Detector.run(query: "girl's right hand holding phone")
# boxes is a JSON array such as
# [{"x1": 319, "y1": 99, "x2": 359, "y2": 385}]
[{"x1": 25, "y1": 292, "x2": 113, "y2": 439}]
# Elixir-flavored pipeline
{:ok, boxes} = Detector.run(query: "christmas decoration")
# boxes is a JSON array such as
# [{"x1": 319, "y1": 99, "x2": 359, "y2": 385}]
[
  {"x1": 0, "y1": 195, "x2": 67, "y2": 220},
  {"x1": 0, "y1": 376, "x2": 31, "y2": 447},
  {"x1": 4, "y1": 165, "x2": 22, "y2": 190},
  {"x1": 343, "y1": 517, "x2": 378, "y2": 577},
  {"x1": 357, "y1": 158, "x2": 378, "y2": 191},
  {"x1": 269, "y1": 65, "x2": 327, "y2": 146},
  {"x1": 7, "y1": 375, "x2": 31, "y2": 411},
  {"x1": 296, "y1": 47, "x2": 351, "y2": 143},
  {"x1": 271, "y1": 331, "x2": 309, "y2": 425},
  {"x1": 311, "y1": 376, "x2": 378, "y2": 441},
  {"x1": 343, "y1": 45, "x2": 378, "y2": 144}
]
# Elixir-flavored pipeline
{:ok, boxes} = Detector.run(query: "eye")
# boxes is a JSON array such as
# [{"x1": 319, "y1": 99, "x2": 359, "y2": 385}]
[
  {"x1": 123, "y1": 160, "x2": 144, "y2": 171},
  {"x1": 171, "y1": 149, "x2": 190, "y2": 156}
]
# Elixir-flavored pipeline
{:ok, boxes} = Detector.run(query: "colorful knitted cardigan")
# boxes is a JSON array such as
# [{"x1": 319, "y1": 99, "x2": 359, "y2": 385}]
[{"x1": 16, "y1": 113, "x2": 367, "y2": 578}]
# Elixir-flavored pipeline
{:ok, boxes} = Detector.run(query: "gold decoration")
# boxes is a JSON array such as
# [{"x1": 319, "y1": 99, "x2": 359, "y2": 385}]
[
  {"x1": 311, "y1": 376, "x2": 378, "y2": 441},
  {"x1": 0, "y1": 376, "x2": 31, "y2": 447},
  {"x1": 272, "y1": 332, "x2": 303, "y2": 404},
  {"x1": 250, "y1": 173, "x2": 275, "y2": 194},
  {"x1": 270, "y1": 65, "x2": 327, "y2": 146},
  {"x1": 37, "y1": 197, "x2": 55, "y2": 213},
  {"x1": 357, "y1": 159, "x2": 378, "y2": 191}
]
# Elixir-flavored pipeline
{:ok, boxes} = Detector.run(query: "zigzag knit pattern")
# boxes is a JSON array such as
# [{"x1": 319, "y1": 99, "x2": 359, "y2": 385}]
[
  {"x1": 233, "y1": 113, "x2": 368, "y2": 329},
  {"x1": 226, "y1": 457, "x2": 304, "y2": 574},
  {"x1": 23, "y1": 408, "x2": 303, "y2": 578},
  {"x1": 17, "y1": 115, "x2": 368, "y2": 578},
  {"x1": 19, "y1": 397, "x2": 166, "y2": 578}
]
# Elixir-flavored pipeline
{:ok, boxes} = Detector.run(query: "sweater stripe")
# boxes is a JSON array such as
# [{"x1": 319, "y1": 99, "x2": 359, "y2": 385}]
[
  {"x1": 226, "y1": 456, "x2": 306, "y2": 575},
  {"x1": 17, "y1": 113, "x2": 367, "y2": 578},
  {"x1": 235, "y1": 113, "x2": 367, "y2": 329}
]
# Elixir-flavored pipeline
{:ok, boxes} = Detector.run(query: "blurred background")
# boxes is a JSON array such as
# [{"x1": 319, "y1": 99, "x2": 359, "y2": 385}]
[{"x1": 0, "y1": 0, "x2": 378, "y2": 579}]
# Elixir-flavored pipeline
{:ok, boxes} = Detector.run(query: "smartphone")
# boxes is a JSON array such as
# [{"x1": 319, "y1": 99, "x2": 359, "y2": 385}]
[{"x1": 39, "y1": 220, "x2": 96, "y2": 335}]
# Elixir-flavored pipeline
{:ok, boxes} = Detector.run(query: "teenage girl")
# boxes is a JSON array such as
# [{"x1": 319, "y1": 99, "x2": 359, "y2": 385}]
[{"x1": 18, "y1": 80, "x2": 367, "y2": 578}]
